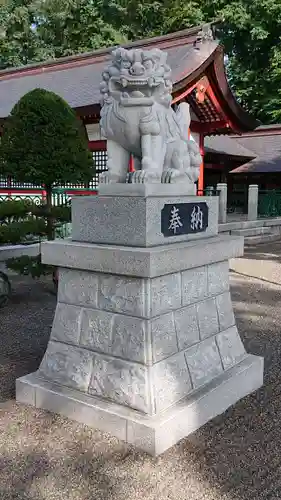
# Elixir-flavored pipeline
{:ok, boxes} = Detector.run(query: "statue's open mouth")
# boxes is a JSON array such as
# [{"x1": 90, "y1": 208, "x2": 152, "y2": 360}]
[{"x1": 110, "y1": 77, "x2": 160, "y2": 100}]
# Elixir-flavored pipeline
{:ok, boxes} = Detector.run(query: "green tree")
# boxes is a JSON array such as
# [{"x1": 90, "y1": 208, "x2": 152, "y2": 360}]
[
  {"x1": 0, "y1": 88, "x2": 94, "y2": 239},
  {"x1": 34, "y1": 0, "x2": 127, "y2": 59},
  {"x1": 99, "y1": 0, "x2": 166, "y2": 39},
  {"x1": 0, "y1": 0, "x2": 48, "y2": 69},
  {"x1": 2, "y1": 0, "x2": 281, "y2": 123},
  {"x1": 201, "y1": 0, "x2": 281, "y2": 123},
  {"x1": 101, "y1": 0, "x2": 204, "y2": 38},
  {"x1": 0, "y1": 0, "x2": 127, "y2": 68},
  {"x1": 102, "y1": 0, "x2": 281, "y2": 123}
]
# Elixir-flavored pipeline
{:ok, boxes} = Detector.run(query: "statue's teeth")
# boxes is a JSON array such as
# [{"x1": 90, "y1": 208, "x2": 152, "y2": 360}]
[
  {"x1": 121, "y1": 78, "x2": 128, "y2": 87},
  {"x1": 130, "y1": 91, "x2": 145, "y2": 97},
  {"x1": 128, "y1": 80, "x2": 146, "y2": 85}
]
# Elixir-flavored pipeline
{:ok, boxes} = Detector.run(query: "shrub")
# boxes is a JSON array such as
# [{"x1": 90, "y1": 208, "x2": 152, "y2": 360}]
[
  {"x1": 0, "y1": 198, "x2": 71, "y2": 277},
  {"x1": 0, "y1": 88, "x2": 94, "y2": 239},
  {"x1": 0, "y1": 88, "x2": 94, "y2": 279}
]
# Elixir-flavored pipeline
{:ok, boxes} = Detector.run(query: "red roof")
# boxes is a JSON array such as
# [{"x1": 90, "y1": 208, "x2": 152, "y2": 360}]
[{"x1": 0, "y1": 24, "x2": 259, "y2": 134}]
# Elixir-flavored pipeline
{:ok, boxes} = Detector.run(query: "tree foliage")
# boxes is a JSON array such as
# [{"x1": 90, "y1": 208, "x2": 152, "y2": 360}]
[
  {"x1": 0, "y1": 88, "x2": 94, "y2": 188},
  {"x1": 103, "y1": 0, "x2": 204, "y2": 39},
  {"x1": 33, "y1": 0, "x2": 127, "y2": 59},
  {"x1": 0, "y1": 87, "x2": 93, "y2": 239},
  {"x1": 109, "y1": 0, "x2": 281, "y2": 123},
  {"x1": 206, "y1": 1, "x2": 281, "y2": 123},
  {"x1": 0, "y1": 199, "x2": 71, "y2": 247},
  {"x1": 0, "y1": 0, "x2": 48, "y2": 68},
  {"x1": 0, "y1": 0, "x2": 126, "y2": 67},
  {"x1": 0, "y1": 198, "x2": 71, "y2": 277},
  {"x1": 1, "y1": 0, "x2": 281, "y2": 122}
]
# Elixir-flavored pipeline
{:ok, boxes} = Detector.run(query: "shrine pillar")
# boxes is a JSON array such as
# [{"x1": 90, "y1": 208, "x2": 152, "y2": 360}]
[{"x1": 199, "y1": 133, "x2": 204, "y2": 192}]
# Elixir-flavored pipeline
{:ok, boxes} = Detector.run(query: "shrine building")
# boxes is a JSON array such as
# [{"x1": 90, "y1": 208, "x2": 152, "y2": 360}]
[{"x1": 0, "y1": 23, "x2": 259, "y2": 192}]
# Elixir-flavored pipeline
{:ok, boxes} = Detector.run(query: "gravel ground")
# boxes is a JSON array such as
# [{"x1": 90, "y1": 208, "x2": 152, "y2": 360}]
[{"x1": 1, "y1": 244, "x2": 281, "y2": 500}]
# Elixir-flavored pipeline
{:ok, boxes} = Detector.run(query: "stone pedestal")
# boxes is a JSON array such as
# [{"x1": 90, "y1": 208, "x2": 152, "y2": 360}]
[{"x1": 16, "y1": 186, "x2": 263, "y2": 455}]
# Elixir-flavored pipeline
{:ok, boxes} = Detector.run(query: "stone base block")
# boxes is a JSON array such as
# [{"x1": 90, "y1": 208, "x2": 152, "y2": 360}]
[
  {"x1": 71, "y1": 193, "x2": 218, "y2": 247},
  {"x1": 41, "y1": 234, "x2": 244, "y2": 278},
  {"x1": 16, "y1": 354, "x2": 263, "y2": 456},
  {"x1": 98, "y1": 183, "x2": 197, "y2": 197}
]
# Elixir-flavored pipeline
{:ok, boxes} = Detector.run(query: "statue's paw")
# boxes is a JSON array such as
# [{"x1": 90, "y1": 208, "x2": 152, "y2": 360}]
[
  {"x1": 128, "y1": 170, "x2": 160, "y2": 184},
  {"x1": 161, "y1": 168, "x2": 182, "y2": 184},
  {"x1": 190, "y1": 153, "x2": 202, "y2": 169},
  {"x1": 190, "y1": 166, "x2": 200, "y2": 183},
  {"x1": 188, "y1": 141, "x2": 202, "y2": 168}
]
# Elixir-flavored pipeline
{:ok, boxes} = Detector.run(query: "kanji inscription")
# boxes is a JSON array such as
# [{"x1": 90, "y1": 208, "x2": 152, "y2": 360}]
[{"x1": 161, "y1": 202, "x2": 208, "y2": 237}]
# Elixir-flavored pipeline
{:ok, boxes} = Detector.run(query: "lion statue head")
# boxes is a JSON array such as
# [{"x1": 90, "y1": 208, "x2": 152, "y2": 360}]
[{"x1": 100, "y1": 47, "x2": 173, "y2": 107}]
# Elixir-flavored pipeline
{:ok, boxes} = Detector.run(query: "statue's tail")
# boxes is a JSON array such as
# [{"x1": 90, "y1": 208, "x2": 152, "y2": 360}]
[{"x1": 175, "y1": 102, "x2": 191, "y2": 140}]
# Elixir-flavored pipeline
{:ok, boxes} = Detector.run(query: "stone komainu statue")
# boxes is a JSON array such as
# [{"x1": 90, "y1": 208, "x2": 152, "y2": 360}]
[{"x1": 99, "y1": 47, "x2": 202, "y2": 185}]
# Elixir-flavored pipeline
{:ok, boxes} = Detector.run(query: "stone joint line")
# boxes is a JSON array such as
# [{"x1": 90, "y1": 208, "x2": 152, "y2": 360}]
[{"x1": 37, "y1": 261, "x2": 246, "y2": 415}]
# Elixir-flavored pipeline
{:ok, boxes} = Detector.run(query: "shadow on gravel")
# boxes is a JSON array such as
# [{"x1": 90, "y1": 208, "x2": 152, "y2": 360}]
[
  {"x1": 0, "y1": 447, "x2": 126, "y2": 500},
  {"x1": 242, "y1": 241, "x2": 281, "y2": 264},
  {"x1": 0, "y1": 276, "x2": 55, "y2": 402},
  {"x1": 177, "y1": 275, "x2": 281, "y2": 500},
  {"x1": 1, "y1": 272, "x2": 281, "y2": 499}
]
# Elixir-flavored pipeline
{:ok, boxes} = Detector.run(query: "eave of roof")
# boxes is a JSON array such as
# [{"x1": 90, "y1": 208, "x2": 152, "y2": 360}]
[
  {"x1": 0, "y1": 24, "x2": 210, "y2": 80},
  {"x1": 0, "y1": 24, "x2": 219, "y2": 120},
  {"x1": 206, "y1": 51, "x2": 260, "y2": 133},
  {"x1": 230, "y1": 158, "x2": 281, "y2": 174},
  {"x1": 229, "y1": 126, "x2": 281, "y2": 173},
  {"x1": 0, "y1": 22, "x2": 259, "y2": 134},
  {"x1": 205, "y1": 134, "x2": 256, "y2": 158},
  {"x1": 231, "y1": 124, "x2": 281, "y2": 139}
]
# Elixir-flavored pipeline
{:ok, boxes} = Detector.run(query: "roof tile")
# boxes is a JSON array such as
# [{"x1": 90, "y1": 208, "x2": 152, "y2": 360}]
[
  {"x1": 0, "y1": 27, "x2": 217, "y2": 119},
  {"x1": 229, "y1": 131, "x2": 281, "y2": 173}
]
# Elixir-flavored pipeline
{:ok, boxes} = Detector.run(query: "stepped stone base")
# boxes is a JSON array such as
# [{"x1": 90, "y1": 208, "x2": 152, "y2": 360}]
[
  {"x1": 17, "y1": 355, "x2": 263, "y2": 456},
  {"x1": 245, "y1": 234, "x2": 281, "y2": 246},
  {"x1": 16, "y1": 191, "x2": 264, "y2": 454}
]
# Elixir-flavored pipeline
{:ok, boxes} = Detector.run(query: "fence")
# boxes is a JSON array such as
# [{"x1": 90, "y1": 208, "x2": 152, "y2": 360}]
[
  {"x1": 0, "y1": 187, "x2": 97, "y2": 206},
  {"x1": 197, "y1": 187, "x2": 219, "y2": 197},
  {"x1": 227, "y1": 189, "x2": 248, "y2": 214},
  {"x1": 0, "y1": 149, "x2": 108, "y2": 196},
  {"x1": 0, "y1": 187, "x2": 98, "y2": 242},
  {"x1": 258, "y1": 190, "x2": 281, "y2": 218}
]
